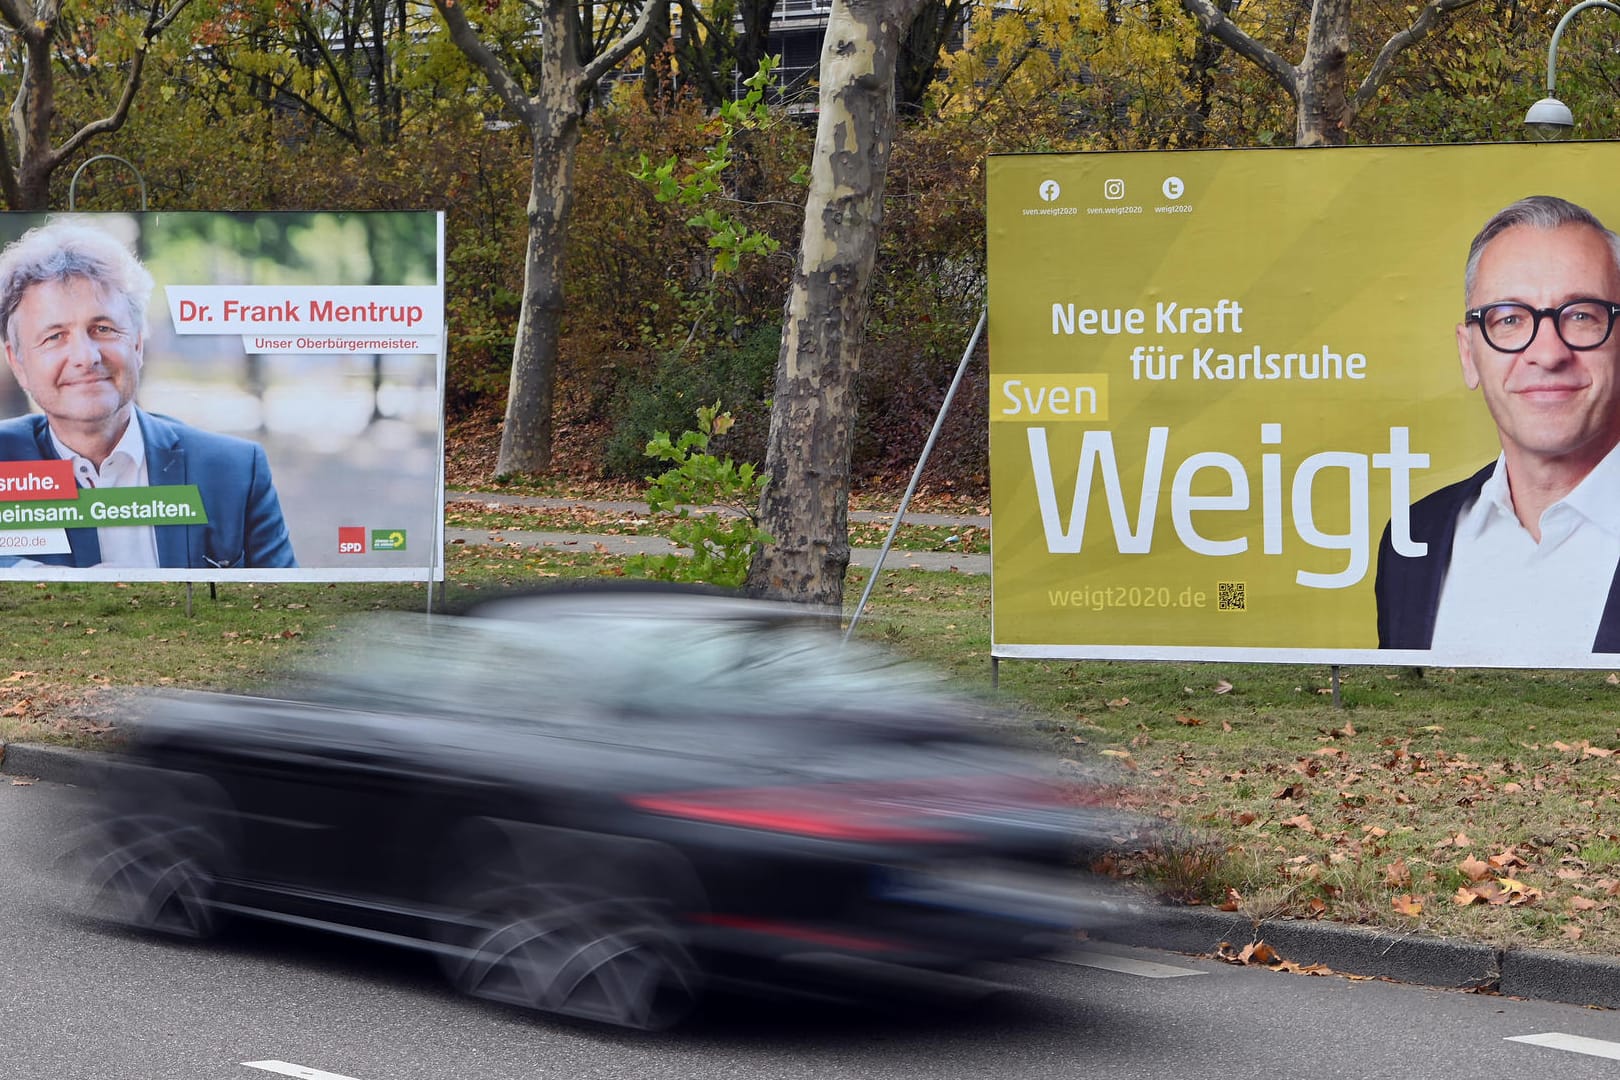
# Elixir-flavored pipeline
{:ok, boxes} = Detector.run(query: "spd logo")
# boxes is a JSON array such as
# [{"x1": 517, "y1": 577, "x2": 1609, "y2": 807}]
[
  {"x1": 338, "y1": 526, "x2": 366, "y2": 554},
  {"x1": 371, "y1": 529, "x2": 407, "y2": 552}
]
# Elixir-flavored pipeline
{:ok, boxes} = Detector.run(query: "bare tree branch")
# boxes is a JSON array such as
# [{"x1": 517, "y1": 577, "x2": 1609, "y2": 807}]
[
  {"x1": 3, "y1": 52, "x2": 25, "y2": 200},
  {"x1": 1349, "y1": 0, "x2": 1481, "y2": 122},
  {"x1": 51, "y1": 1, "x2": 197, "y2": 165},
  {"x1": 48, "y1": 51, "x2": 145, "y2": 167},
  {"x1": 1178, "y1": 0, "x2": 1299, "y2": 100},
  {"x1": 146, "y1": 0, "x2": 193, "y2": 37},
  {"x1": 290, "y1": 2, "x2": 366, "y2": 146},
  {"x1": 579, "y1": 0, "x2": 657, "y2": 87},
  {"x1": 0, "y1": 0, "x2": 34, "y2": 35},
  {"x1": 0, "y1": 97, "x2": 17, "y2": 208},
  {"x1": 431, "y1": 0, "x2": 540, "y2": 125},
  {"x1": 973, "y1": 41, "x2": 1041, "y2": 111},
  {"x1": 587, "y1": 0, "x2": 642, "y2": 54}
]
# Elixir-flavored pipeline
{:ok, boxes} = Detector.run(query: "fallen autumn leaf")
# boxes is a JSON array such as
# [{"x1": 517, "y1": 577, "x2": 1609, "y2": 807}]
[{"x1": 1391, "y1": 894, "x2": 1424, "y2": 917}]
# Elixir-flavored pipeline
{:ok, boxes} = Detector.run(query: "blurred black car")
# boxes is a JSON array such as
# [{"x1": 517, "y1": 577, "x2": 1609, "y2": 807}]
[{"x1": 67, "y1": 585, "x2": 1146, "y2": 1029}]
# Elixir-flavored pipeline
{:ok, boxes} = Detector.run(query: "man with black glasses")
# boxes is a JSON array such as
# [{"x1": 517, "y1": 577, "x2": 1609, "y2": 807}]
[{"x1": 1376, "y1": 195, "x2": 1620, "y2": 655}]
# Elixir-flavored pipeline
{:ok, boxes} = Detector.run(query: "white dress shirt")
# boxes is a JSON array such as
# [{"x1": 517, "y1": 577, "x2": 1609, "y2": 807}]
[
  {"x1": 49, "y1": 419, "x2": 160, "y2": 568},
  {"x1": 1431, "y1": 447, "x2": 1620, "y2": 661}
]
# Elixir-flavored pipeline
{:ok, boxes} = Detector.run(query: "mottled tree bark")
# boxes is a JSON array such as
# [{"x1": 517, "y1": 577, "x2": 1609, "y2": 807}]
[
  {"x1": 745, "y1": 0, "x2": 928, "y2": 609},
  {"x1": 434, "y1": 0, "x2": 656, "y2": 476}
]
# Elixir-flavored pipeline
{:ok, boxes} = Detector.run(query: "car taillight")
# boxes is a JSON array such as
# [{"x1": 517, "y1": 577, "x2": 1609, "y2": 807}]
[
  {"x1": 686, "y1": 913, "x2": 899, "y2": 952},
  {"x1": 625, "y1": 786, "x2": 972, "y2": 841}
]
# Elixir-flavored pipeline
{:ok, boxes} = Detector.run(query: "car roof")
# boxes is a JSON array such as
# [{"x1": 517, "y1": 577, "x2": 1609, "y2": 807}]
[
  {"x1": 312, "y1": 585, "x2": 959, "y2": 726},
  {"x1": 459, "y1": 582, "x2": 839, "y2": 627}
]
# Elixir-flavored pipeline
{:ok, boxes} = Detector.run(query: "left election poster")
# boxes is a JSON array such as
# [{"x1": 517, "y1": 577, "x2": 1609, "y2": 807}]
[{"x1": 0, "y1": 211, "x2": 445, "y2": 582}]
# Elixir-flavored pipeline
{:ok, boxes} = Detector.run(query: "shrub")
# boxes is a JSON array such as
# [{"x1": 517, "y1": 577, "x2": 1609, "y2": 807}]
[
  {"x1": 627, "y1": 402, "x2": 771, "y2": 587},
  {"x1": 601, "y1": 325, "x2": 778, "y2": 478}
]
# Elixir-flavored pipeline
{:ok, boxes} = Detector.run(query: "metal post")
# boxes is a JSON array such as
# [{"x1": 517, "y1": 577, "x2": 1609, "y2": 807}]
[
  {"x1": 68, "y1": 155, "x2": 148, "y2": 211},
  {"x1": 1525, "y1": 0, "x2": 1620, "y2": 130},
  {"x1": 1542, "y1": 0, "x2": 1620, "y2": 97},
  {"x1": 844, "y1": 308, "x2": 986, "y2": 642},
  {"x1": 1331, "y1": 664, "x2": 1342, "y2": 709}
]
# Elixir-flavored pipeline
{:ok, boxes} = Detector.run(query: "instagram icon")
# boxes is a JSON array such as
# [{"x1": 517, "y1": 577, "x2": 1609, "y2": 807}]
[{"x1": 1103, "y1": 179, "x2": 1125, "y2": 200}]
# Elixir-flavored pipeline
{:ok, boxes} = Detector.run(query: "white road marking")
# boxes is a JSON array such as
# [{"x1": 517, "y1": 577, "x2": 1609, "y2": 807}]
[
  {"x1": 1053, "y1": 948, "x2": 1206, "y2": 978},
  {"x1": 1506, "y1": 1033, "x2": 1620, "y2": 1062},
  {"x1": 242, "y1": 1061, "x2": 367, "y2": 1080}
]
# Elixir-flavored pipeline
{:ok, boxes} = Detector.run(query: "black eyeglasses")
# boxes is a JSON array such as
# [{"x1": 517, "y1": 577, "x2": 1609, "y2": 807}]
[{"x1": 1465, "y1": 299, "x2": 1620, "y2": 353}]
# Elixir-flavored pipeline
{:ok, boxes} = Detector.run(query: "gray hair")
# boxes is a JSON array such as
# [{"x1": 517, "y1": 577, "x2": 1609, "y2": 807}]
[
  {"x1": 0, "y1": 221, "x2": 153, "y2": 352},
  {"x1": 1464, "y1": 195, "x2": 1620, "y2": 304}
]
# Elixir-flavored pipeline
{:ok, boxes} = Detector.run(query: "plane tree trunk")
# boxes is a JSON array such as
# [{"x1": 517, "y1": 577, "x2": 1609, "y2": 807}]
[{"x1": 745, "y1": 0, "x2": 929, "y2": 608}]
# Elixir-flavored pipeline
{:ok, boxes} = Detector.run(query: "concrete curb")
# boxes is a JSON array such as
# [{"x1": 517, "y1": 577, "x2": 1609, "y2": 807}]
[
  {"x1": 8, "y1": 740, "x2": 1616, "y2": 1010},
  {"x1": 1094, "y1": 904, "x2": 1620, "y2": 1009},
  {"x1": 1501, "y1": 946, "x2": 1620, "y2": 1008},
  {"x1": 0, "y1": 741, "x2": 107, "y2": 787}
]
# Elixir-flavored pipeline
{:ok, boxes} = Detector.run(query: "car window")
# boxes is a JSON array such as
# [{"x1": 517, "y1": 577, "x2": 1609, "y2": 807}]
[{"x1": 309, "y1": 610, "x2": 962, "y2": 725}]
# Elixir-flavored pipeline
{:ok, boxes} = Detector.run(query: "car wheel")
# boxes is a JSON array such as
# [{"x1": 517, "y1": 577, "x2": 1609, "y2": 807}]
[
  {"x1": 72, "y1": 813, "x2": 224, "y2": 940},
  {"x1": 441, "y1": 884, "x2": 699, "y2": 1030}
]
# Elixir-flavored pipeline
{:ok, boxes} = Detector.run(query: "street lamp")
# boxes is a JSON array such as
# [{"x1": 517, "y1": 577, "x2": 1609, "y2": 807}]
[
  {"x1": 1525, "y1": 0, "x2": 1620, "y2": 139},
  {"x1": 67, "y1": 154, "x2": 147, "y2": 211}
]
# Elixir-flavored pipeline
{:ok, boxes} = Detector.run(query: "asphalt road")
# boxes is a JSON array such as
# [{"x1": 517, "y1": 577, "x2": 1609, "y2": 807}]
[{"x1": 5, "y1": 778, "x2": 1618, "y2": 1080}]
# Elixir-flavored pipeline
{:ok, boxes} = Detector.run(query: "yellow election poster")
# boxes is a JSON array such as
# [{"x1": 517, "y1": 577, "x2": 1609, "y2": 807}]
[{"x1": 989, "y1": 144, "x2": 1620, "y2": 670}]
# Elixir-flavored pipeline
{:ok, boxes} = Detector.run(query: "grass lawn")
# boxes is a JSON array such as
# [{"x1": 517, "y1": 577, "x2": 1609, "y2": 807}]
[{"x1": 2, "y1": 537, "x2": 1616, "y2": 959}]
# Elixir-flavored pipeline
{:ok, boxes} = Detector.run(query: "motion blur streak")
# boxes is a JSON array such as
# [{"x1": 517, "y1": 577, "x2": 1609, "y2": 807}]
[{"x1": 61, "y1": 583, "x2": 1155, "y2": 1030}]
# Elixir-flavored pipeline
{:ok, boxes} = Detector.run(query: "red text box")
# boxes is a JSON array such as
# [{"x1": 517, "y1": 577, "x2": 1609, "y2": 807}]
[{"x1": 0, "y1": 460, "x2": 76, "y2": 501}]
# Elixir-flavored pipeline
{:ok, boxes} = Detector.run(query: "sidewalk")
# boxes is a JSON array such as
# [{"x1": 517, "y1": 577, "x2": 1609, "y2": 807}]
[{"x1": 445, "y1": 491, "x2": 991, "y2": 574}]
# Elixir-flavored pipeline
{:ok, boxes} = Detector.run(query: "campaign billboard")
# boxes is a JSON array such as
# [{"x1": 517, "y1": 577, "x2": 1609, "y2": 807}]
[
  {"x1": 0, "y1": 211, "x2": 444, "y2": 582},
  {"x1": 989, "y1": 144, "x2": 1620, "y2": 669}
]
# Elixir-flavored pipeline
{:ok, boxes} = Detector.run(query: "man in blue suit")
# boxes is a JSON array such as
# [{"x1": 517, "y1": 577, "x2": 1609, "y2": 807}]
[{"x1": 0, "y1": 221, "x2": 295, "y2": 568}]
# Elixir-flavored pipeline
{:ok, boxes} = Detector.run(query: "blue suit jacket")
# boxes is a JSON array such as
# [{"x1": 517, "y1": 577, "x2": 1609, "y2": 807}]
[
  {"x1": 0, "y1": 409, "x2": 296, "y2": 569},
  {"x1": 1374, "y1": 462, "x2": 1620, "y2": 652}
]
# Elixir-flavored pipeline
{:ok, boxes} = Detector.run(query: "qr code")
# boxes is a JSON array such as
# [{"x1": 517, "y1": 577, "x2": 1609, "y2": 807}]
[{"x1": 1217, "y1": 582, "x2": 1245, "y2": 611}]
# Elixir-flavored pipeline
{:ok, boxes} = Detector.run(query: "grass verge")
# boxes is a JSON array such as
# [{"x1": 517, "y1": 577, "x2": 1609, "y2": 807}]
[
  {"x1": 445, "y1": 500, "x2": 990, "y2": 554},
  {"x1": 847, "y1": 566, "x2": 1620, "y2": 958}
]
